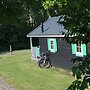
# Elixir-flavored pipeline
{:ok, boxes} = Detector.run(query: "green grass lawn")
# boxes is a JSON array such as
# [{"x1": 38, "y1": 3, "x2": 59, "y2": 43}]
[{"x1": 0, "y1": 50, "x2": 74, "y2": 90}]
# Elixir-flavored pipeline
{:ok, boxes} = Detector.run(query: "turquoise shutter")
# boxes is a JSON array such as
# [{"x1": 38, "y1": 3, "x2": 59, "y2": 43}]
[
  {"x1": 53, "y1": 39, "x2": 57, "y2": 52},
  {"x1": 82, "y1": 44, "x2": 87, "y2": 56},
  {"x1": 36, "y1": 47, "x2": 40, "y2": 57},
  {"x1": 71, "y1": 43, "x2": 76, "y2": 54},
  {"x1": 47, "y1": 38, "x2": 51, "y2": 51}
]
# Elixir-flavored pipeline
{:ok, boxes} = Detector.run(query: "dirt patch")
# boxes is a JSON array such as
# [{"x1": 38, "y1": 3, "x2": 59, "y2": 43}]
[
  {"x1": 0, "y1": 79, "x2": 14, "y2": 90},
  {"x1": 0, "y1": 49, "x2": 30, "y2": 57}
]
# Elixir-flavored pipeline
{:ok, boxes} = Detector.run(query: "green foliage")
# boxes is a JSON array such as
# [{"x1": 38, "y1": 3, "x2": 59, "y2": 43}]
[
  {"x1": 60, "y1": 1, "x2": 90, "y2": 89},
  {"x1": 0, "y1": 24, "x2": 30, "y2": 52},
  {"x1": 43, "y1": 1, "x2": 90, "y2": 90},
  {"x1": 0, "y1": 0, "x2": 26, "y2": 24},
  {"x1": 68, "y1": 56, "x2": 90, "y2": 90},
  {"x1": 67, "y1": 80, "x2": 82, "y2": 90},
  {"x1": 43, "y1": 0, "x2": 90, "y2": 43},
  {"x1": 0, "y1": 0, "x2": 48, "y2": 25},
  {"x1": 60, "y1": 0, "x2": 90, "y2": 43},
  {"x1": 42, "y1": 0, "x2": 63, "y2": 16},
  {"x1": 42, "y1": 0, "x2": 56, "y2": 10},
  {"x1": 0, "y1": 0, "x2": 49, "y2": 52}
]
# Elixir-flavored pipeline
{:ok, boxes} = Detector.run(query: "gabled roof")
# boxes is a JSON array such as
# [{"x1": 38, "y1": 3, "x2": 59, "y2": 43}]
[{"x1": 27, "y1": 16, "x2": 66, "y2": 37}]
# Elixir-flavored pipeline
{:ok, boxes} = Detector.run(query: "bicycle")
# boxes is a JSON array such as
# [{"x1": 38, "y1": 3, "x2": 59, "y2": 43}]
[{"x1": 37, "y1": 53, "x2": 52, "y2": 68}]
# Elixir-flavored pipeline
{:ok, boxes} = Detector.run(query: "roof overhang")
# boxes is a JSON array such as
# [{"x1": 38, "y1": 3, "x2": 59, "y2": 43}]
[{"x1": 27, "y1": 34, "x2": 65, "y2": 38}]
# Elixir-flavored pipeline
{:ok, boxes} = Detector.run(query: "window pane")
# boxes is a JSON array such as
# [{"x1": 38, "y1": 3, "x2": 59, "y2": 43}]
[
  {"x1": 77, "y1": 42, "x2": 81, "y2": 52},
  {"x1": 51, "y1": 41, "x2": 54, "y2": 49},
  {"x1": 51, "y1": 44, "x2": 54, "y2": 49},
  {"x1": 51, "y1": 41, "x2": 53, "y2": 44}
]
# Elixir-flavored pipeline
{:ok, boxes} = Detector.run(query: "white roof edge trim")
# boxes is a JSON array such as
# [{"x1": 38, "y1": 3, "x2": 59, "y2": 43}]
[{"x1": 27, "y1": 35, "x2": 65, "y2": 37}]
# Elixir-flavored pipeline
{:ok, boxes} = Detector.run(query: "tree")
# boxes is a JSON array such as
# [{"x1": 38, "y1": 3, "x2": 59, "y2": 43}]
[
  {"x1": 42, "y1": 0, "x2": 62, "y2": 16},
  {"x1": 61, "y1": 1, "x2": 90, "y2": 89},
  {"x1": 43, "y1": 0, "x2": 90, "y2": 42},
  {"x1": 0, "y1": 0, "x2": 48, "y2": 52},
  {"x1": 43, "y1": 0, "x2": 90, "y2": 89},
  {"x1": 0, "y1": 0, "x2": 26, "y2": 24},
  {"x1": 0, "y1": 0, "x2": 41, "y2": 24},
  {"x1": 0, "y1": 24, "x2": 30, "y2": 52},
  {"x1": 60, "y1": 0, "x2": 90, "y2": 43}
]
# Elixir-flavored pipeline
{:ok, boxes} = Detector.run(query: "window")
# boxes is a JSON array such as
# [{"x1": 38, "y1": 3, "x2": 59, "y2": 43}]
[
  {"x1": 76, "y1": 42, "x2": 83, "y2": 57},
  {"x1": 72, "y1": 42, "x2": 87, "y2": 57},
  {"x1": 47, "y1": 38, "x2": 57, "y2": 53}
]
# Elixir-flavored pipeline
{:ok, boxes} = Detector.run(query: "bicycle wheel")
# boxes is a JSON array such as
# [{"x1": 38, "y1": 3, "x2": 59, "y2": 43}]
[
  {"x1": 39, "y1": 59, "x2": 45, "y2": 68},
  {"x1": 45, "y1": 60, "x2": 51, "y2": 68}
]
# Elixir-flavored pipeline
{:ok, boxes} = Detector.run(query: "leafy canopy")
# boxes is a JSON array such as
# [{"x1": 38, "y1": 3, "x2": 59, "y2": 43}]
[
  {"x1": 61, "y1": 0, "x2": 90, "y2": 44},
  {"x1": 43, "y1": 0, "x2": 90, "y2": 90},
  {"x1": 0, "y1": 0, "x2": 47, "y2": 25},
  {"x1": 0, "y1": 0, "x2": 26, "y2": 24},
  {"x1": 43, "y1": 0, "x2": 90, "y2": 43}
]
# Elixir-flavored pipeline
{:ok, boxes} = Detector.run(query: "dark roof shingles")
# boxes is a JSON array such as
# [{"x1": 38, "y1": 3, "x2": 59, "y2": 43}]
[{"x1": 27, "y1": 16, "x2": 66, "y2": 37}]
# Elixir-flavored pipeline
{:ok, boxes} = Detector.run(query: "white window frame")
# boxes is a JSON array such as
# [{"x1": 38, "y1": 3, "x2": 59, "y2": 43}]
[
  {"x1": 50, "y1": 39, "x2": 54, "y2": 52},
  {"x1": 75, "y1": 42, "x2": 83, "y2": 57}
]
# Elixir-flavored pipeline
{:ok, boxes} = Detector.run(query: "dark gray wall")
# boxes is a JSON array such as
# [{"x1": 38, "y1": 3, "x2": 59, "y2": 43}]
[
  {"x1": 87, "y1": 43, "x2": 90, "y2": 54},
  {"x1": 39, "y1": 38, "x2": 76, "y2": 70}
]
